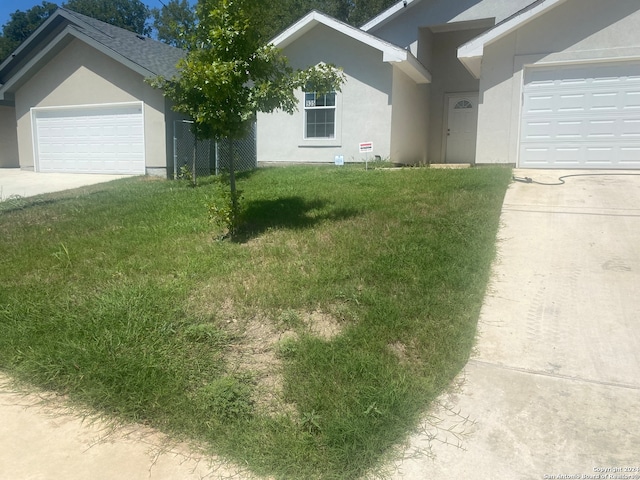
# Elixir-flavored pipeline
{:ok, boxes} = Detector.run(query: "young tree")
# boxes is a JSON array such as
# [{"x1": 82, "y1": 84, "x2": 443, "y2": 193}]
[
  {"x1": 152, "y1": 0, "x2": 344, "y2": 234},
  {"x1": 63, "y1": 0, "x2": 151, "y2": 35},
  {"x1": 150, "y1": 0, "x2": 196, "y2": 49}
]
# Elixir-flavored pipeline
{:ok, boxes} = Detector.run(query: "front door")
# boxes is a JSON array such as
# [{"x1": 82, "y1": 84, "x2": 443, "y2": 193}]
[{"x1": 445, "y1": 94, "x2": 479, "y2": 164}]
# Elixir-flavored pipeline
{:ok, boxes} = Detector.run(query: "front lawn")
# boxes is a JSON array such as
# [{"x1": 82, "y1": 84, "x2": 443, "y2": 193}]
[{"x1": 0, "y1": 165, "x2": 510, "y2": 479}]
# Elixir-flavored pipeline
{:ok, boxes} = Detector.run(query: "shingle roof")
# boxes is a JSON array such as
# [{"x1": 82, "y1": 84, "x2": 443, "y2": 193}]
[{"x1": 58, "y1": 8, "x2": 185, "y2": 79}]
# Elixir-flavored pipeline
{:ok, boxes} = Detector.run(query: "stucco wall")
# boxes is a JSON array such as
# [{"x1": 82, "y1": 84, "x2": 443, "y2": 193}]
[
  {"x1": 369, "y1": 0, "x2": 532, "y2": 53},
  {"x1": 425, "y1": 28, "x2": 485, "y2": 163},
  {"x1": 257, "y1": 24, "x2": 394, "y2": 163},
  {"x1": 14, "y1": 39, "x2": 169, "y2": 173},
  {"x1": 390, "y1": 67, "x2": 429, "y2": 164},
  {"x1": 0, "y1": 105, "x2": 19, "y2": 168},
  {"x1": 475, "y1": 0, "x2": 640, "y2": 165}
]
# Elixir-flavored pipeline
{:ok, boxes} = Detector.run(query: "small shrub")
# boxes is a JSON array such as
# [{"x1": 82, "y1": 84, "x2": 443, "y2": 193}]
[
  {"x1": 183, "y1": 323, "x2": 230, "y2": 346},
  {"x1": 208, "y1": 174, "x2": 243, "y2": 238},
  {"x1": 301, "y1": 409, "x2": 322, "y2": 434},
  {"x1": 275, "y1": 337, "x2": 299, "y2": 359},
  {"x1": 178, "y1": 164, "x2": 192, "y2": 181},
  {"x1": 195, "y1": 376, "x2": 253, "y2": 421},
  {"x1": 277, "y1": 309, "x2": 303, "y2": 330},
  {"x1": 0, "y1": 193, "x2": 27, "y2": 210}
]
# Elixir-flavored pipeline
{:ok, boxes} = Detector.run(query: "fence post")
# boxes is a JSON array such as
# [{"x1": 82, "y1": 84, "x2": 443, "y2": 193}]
[
  {"x1": 172, "y1": 120, "x2": 178, "y2": 180},
  {"x1": 215, "y1": 140, "x2": 220, "y2": 176},
  {"x1": 192, "y1": 132, "x2": 197, "y2": 186}
]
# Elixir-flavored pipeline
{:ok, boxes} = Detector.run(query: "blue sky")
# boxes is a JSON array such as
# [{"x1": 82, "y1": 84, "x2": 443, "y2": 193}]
[{"x1": 1, "y1": 1, "x2": 195, "y2": 30}]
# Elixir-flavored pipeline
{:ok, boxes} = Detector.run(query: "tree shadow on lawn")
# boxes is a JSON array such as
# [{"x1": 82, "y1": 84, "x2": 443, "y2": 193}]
[{"x1": 234, "y1": 196, "x2": 361, "y2": 243}]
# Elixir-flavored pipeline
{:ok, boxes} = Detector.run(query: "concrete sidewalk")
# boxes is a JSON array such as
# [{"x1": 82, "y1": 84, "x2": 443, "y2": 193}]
[
  {"x1": 0, "y1": 168, "x2": 132, "y2": 199},
  {"x1": 392, "y1": 170, "x2": 640, "y2": 479},
  {"x1": 0, "y1": 376, "x2": 251, "y2": 480}
]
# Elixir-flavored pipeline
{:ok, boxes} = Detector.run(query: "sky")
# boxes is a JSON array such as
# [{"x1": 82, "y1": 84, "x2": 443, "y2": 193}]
[{"x1": 0, "y1": 0, "x2": 195, "y2": 30}]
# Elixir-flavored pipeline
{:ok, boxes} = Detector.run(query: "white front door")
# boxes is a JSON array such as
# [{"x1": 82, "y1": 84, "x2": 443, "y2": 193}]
[{"x1": 445, "y1": 94, "x2": 479, "y2": 164}]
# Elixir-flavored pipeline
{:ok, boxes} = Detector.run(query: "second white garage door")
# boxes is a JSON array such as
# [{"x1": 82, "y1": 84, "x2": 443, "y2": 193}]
[
  {"x1": 520, "y1": 62, "x2": 640, "y2": 169},
  {"x1": 33, "y1": 103, "x2": 145, "y2": 174}
]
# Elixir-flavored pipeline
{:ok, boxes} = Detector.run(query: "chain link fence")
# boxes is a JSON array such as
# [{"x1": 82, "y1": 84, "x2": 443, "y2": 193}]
[{"x1": 173, "y1": 120, "x2": 257, "y2": 180}]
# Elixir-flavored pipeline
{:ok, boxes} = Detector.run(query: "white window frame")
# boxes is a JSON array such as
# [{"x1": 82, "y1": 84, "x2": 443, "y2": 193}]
[{"x1": 299, "y1": 90, "x2": 342, "y2": 147}]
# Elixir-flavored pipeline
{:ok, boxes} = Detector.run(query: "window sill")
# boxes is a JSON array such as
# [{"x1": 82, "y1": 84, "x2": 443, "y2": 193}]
[{"x1": 299, "y1": 138, "x2": 341, "y2": 148}]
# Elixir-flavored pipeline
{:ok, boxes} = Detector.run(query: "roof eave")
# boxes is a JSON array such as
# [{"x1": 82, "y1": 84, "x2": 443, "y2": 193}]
[
  {"x1": 384, "y1": 51, "x2": 431, "y2": 83},
  {"x1": 457, "y1": 54, "x2": 482, "y2": 79},
  {"x1": 0, "y1": 9, "x2": 83, "y2": 77},
  {"x1": 361, "y1": 0, "x2": 420, "y2": 33},
  {"x1": 0, "y1": 26, "x2": 154, "y2": 100},
  {"x1": 273, "y1": 10, "x2": 431, "y2": 84},
  {"x1": 457, "y1": 0, "x2": 569, "y2": 79}
]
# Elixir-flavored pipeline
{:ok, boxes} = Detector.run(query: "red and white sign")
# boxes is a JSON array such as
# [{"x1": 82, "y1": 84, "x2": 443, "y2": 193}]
[{"x1": 359, "y1": 141, "x2": 373, "y2": 153}]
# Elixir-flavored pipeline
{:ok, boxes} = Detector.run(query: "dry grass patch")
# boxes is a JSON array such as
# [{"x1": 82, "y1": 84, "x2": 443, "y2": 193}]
[
  {"x1": 184, "y1": 292, "x2": 349, "y2": 418},
  {"x1": 224, "y1": 313, "x2": 296, "y2": 417},
  {"x1": 302, "y1": 310, "x2": 343, "y2": 341}
]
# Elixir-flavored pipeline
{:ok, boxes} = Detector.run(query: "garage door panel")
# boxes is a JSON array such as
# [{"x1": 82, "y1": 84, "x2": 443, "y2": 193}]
[
  {"x1": 34, "y1": 103, "x2": 145, "y2": 174},
  {"x1": 521, "y1": 62, "x2": 640, "y2": 169}
]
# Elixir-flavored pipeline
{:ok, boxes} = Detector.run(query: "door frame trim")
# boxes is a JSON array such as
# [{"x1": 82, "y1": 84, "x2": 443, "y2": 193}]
[{"x1": 441, "y1": 91, "x2": 480, "y2": 164}]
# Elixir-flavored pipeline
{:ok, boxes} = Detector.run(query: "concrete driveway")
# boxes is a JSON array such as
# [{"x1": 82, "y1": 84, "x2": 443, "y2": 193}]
[
  {"x1": 392, "y1": 169, "x2": 640, "y2": 479},
  {"x1": 0, "y1": 168, "x2": 133, "y2": 199}
]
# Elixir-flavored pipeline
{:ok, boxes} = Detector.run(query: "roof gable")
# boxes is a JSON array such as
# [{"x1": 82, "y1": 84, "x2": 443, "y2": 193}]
[
  {"x1": 361, "y1": 0, "x2": 421, "y2": 32},
  {"x1": 0, "y1": 8, "x2": 184, "y2": 101},
  {"x1": 58, "y1": 9, "x2": 184, "y2": 79},
  {"x1": 457, "y1": 0, "x2": 567, "y2": 78},
  {"x1": 273, "y1": 10, "x2": 431, "y2": 84}
]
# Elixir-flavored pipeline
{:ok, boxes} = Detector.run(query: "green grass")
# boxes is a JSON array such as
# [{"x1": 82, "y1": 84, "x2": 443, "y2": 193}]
[{"x1": 0, "y1": 165, "x2": 511, "y2": 478}]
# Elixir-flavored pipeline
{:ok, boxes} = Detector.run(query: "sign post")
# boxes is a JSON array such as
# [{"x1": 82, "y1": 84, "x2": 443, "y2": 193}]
[{"x1": 359, "y1": 141, "x2": 373, "y2": 170}]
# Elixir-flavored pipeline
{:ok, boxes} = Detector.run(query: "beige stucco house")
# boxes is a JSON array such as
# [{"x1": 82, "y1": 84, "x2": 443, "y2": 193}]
[
  {"x1": 0, "y1": 8, "x2": 185, "y2": 176},
  {"x1": 258, "y1": 0, "x2": 640, "y2": 169}
]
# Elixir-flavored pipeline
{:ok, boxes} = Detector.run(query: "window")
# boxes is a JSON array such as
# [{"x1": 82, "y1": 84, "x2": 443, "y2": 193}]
[
  {"x1": 304, "y1": 91, "x2": 336, "y2": 139},
  {"x1": 454, "y1": 99, "x2": 473, "y2": 109}
]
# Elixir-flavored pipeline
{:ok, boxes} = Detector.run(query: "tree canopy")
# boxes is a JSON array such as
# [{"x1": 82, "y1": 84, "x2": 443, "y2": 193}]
[
  {"x1": 151, "y1": 0, "x2": 345, "y2": 229},
  {"x1": 153, "y1": 0, "x2": 345, "y2": 141},
  {"x1": 1, "y1": 0, "x2": 399, "y2": 62},
  {"x1": 150, "y1": 0, "x2": 196, "y2": 49},
  {"x1": 0, "y1": 0, "x2": 153, "y2": 61},
  {"x1": 149, "y1": 0, "x2": 400, "y2": 47},
  {"x1": 0, "y1": 1, "x2": 58, "y2": 61},
  {"x1": 63, "y1": 0, "x2": 151, "y2": 35}
]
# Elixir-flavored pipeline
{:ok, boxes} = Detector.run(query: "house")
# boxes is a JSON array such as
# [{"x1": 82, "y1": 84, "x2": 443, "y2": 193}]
[
  {"x1": 0, "y1": 8, "x2": 185, "y2": 176},
  {"x1": 258, "y1": 0, "x2": 640, "y2": 169}
]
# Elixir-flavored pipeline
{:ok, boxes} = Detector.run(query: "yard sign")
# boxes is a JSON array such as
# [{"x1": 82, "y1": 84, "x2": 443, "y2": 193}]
[{"x1": 359, "y1": 141, "x2": 373, "y2": 153}]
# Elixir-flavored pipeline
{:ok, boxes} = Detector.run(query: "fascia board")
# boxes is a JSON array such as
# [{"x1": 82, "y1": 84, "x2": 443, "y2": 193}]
[
  {"x1": 274, "y1": 11, "x2": 400, "y2": 54},
  {"x1": 271, "y1": 11, "x2": 321, "y2": 48},
  {"x1": 384, "y1": 50, "x2": 432, "y2": 84},
  {"x1": 361, "y1": 0, "x2": 420, "y2": 32},
  {"x1": 404, "y1": 53, "x2": 432, "y2": 83},
  {"x1": 0, "y1": 29, "x2": 75, "y2": 98},
  {"x1": 457, "y1": 0, "x2": 568, "y2": 77},
  {"x1": 0, "y1": 26, "x2": 153, "y2": 99},
  {"x1": 0, "y1": 11, "x2": 63, "y2": 73},
  {"x1": 274, "y1": 10, "x2": 430, "y2": 83}
]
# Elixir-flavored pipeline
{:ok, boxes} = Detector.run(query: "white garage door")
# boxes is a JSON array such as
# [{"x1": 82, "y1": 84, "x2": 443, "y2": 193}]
[
  {"x1": 520, "y1": 62, "x2": 640, "y2": 169},
  {"x1": 33, "y1": 103, "x2": 145, "y2": 174}
]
